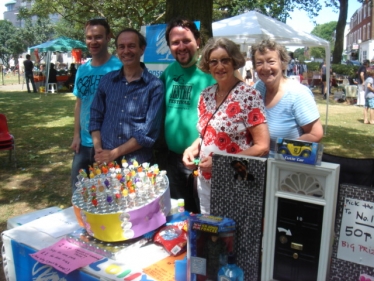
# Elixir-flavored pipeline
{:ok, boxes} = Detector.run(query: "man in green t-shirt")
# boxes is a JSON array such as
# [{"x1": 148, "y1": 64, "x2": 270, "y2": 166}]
[{"x1": 159, "y1": 17, "x2": 216, "y2": 213}]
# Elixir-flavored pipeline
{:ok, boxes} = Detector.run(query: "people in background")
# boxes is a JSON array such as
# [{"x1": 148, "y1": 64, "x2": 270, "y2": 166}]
[
  {"x1": 23, "y1": 54, "x2": 37, "y2": 93},
  {"x1": 363, "y1": 68, "x2": 374, "y2": 124},
  {"x1": 70, "y1": 18, "x2": 122, "y2": 193},
  {"x1": 159, "y1": 17, "x2": 216, "y2": 213},
  {"x1": 252, "y1": 39, "x2": 323, "y2": 155},
  {"x1": 64, "y1": 63, "x2": 77, "y2": 88},
  {"x1": 9, "y1": 57, "x2": 15, "y2": 75},
  {"x1": 183, "y1": 37, "x2": 269, "y2": 214},
  {"x1": 89, "y1": 28, "x2": 164, "y2": 166},
  {"x1": 287, "y1": 52, "x2": 295, "y2": 76},
  {"x1": 320, "y1": 60, "x2": 327, "y2": 99},
  {"x1": 357, "y1": 60, "x2": 370, "y2": 106},
  {"x1": 243, "y1": 57, "x2": 254, "y2": 85},
  {"x1": 48, "y1": 63, "x2": 57, "y2": 83}
]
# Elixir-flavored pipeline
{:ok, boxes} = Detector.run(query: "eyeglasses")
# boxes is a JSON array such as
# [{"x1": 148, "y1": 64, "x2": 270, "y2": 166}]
[{"x1": 208, "y1": 57, "x2": 232, "y2": 67}]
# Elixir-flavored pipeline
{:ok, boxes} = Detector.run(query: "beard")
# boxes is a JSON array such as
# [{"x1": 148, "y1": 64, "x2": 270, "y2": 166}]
[{"x1": 175, "y1": 51, "x2": 197, "y2": 67}]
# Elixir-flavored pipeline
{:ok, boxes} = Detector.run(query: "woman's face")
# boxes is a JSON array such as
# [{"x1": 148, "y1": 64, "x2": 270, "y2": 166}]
[
  {"x1": 208, "y1": 47, "x2": 235, "y2": 83},
  {"x1": 254, "y1": 48, "x2": 285, "y2": 86}
]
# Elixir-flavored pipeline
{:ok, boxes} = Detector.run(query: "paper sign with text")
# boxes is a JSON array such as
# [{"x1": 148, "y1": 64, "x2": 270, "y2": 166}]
[
  {"x1": 30, "y1": 238, "x2": 102, "y2": 274},
  {"x1": 143, "y1": 253, "x2": 186, "y2": 281},
  {"x1": 337, "y1": 197, "x2": 374, "y2": 267}
]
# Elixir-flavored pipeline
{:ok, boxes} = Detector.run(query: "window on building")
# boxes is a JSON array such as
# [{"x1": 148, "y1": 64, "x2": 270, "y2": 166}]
[
  {"x1": 6, "y1": 4, "x2": 15, "y2": 11},
  {"x1": 369, "y1": 2, "x2": 371, "y2": 17},
  {"x1": 369, "y1": 23, "x2": 371, "y2": 39},
  {"x1": 363, "y1": 50, "x2": 367, "y2": 61},
  {"x1": 364, "y1": 25, "x2": 366, "y2": 40},
  {"x1": 364, "y1": 4, "x2": 366, "y2": 18}
]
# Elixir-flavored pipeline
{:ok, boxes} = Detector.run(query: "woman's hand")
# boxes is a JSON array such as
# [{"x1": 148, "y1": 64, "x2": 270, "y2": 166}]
[
  {"x1": 182, "y1": 138, "x2": 201, "y2": 170},
  {"x1": 199, "y1": 156, "x2": 213, "y2": 174}
]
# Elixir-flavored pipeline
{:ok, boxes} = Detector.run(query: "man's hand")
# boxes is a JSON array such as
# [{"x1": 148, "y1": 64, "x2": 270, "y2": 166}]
[
  {"x1": 70, "y1": 136, "x2": 81, "y2": 153},
  {"x1": 94, "y1": 149, "x2": 117, "y2": 164}
]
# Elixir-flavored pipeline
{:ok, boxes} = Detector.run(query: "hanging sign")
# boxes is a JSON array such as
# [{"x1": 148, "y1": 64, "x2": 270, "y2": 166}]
[{"x1": 337, "y1": 197, "x2": 374, "y2": 267}]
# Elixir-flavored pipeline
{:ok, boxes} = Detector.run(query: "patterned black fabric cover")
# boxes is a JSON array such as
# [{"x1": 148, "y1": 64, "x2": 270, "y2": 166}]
[{"x1": 210, "y1": 153, "x2": 267, "y2": 281}]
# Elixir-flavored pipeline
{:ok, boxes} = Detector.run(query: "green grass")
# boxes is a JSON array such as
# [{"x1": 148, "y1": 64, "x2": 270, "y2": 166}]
[
  {"x1": 315, "y1": 91, "x2": 374, "y2": 158},
  {"x1": 0, "y1": 91, "x2": 76, "y2": 236}
]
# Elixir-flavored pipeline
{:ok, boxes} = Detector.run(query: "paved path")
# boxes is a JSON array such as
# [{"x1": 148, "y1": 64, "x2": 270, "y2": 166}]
[{"x1": 0, "y1": 83, "x2": 25, "y2": 92}]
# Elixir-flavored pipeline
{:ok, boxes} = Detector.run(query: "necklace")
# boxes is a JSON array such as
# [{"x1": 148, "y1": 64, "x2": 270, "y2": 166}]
[
  {"x1": 215, "y1": 80, "x2": 240, "y2": 98},
  {"x1": 215, "y1": 87, "x2": 227, "y2": 98}
]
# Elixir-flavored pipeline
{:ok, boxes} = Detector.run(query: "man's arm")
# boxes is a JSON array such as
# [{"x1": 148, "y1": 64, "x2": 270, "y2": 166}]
[
  {"x1": 70, "y1": 98, "x2": 81, "y2": 153},
  {"x1": 360, "y1": 70, "x2": 365, "y2": 84},
  {"x1": 131, "y1": 81, "x2": 165, "y2": 149}
]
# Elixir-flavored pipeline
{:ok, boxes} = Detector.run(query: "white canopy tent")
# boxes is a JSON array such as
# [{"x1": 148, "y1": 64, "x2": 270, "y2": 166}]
[{"x1": 213, "y1": 11, "x2": 331, "y2": 134}]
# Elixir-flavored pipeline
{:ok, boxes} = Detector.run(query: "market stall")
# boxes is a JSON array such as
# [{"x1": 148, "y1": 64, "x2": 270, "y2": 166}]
[{"x1": 28, "y1": 37, "x2": 87, "y2": 92}]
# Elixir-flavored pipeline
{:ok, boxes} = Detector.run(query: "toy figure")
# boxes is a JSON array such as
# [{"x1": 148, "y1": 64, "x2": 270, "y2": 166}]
[{"x1": 204, "y1": 234, "x2": 226, "y2": 280}]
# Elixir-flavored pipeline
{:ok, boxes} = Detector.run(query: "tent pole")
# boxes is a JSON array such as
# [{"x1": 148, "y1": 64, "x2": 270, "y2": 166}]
[
  {"x1": 45, "y1": 51, "x2": 51, "y2": 94},
  {"x1": 324, "y1": 44, "x2": 331, "y2": 136}
]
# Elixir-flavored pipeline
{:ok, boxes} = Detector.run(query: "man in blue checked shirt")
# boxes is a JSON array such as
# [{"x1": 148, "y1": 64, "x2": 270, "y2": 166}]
[{"x1": 89, "y1": 28, "x2": 164, "y2": 165}]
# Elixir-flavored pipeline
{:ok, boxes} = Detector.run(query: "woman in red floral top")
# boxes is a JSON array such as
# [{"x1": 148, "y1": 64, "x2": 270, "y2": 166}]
[{"x1": 182, "y1": 37, "x2": 269, "y2": 214}]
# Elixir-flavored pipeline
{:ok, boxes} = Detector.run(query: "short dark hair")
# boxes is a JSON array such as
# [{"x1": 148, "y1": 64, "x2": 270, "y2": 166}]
[
  {"x1": 85, "y1": 18, "x2": 111, "y2": 36},
  {"x1": 199, "y1": 37, "x2": 245, "y2": 73},
  {"x1": 115, "y1": 28, "x2": 147, "y2": 49},
  {"x1": 26, "y1": 54, "x2": 30, "y2": 59},
  {"x1": 363, "y1": 59, "x2": 370, "y2": 66},
  {"x1": 165, "y1": 17, "x2": 200, "y2": 46}
]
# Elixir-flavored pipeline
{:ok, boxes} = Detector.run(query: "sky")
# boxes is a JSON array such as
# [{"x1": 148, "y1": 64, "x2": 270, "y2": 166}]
[
  {"x1": 0, "y1": 0, "x2": 364, "y2": 30},
  {"x1": 286, "y1": 0, "x2": 363, "y2": 33}
]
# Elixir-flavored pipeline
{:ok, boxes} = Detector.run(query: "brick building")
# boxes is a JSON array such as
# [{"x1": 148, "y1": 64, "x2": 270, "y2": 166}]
[{"x1": 346, "y1": 0, "x2": 374, "y2": 62}]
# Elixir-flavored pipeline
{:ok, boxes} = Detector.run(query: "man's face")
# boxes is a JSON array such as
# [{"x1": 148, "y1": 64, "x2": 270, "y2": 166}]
[
  {"x1": 116, "y1": 32, "x2": 145, "y2": 68},
  {"x1": 168, "y1": 26, "x2": 200, "y2": 68},
  {"x1": 85, "y1": 25, "x2": 110, "y2": 57}
]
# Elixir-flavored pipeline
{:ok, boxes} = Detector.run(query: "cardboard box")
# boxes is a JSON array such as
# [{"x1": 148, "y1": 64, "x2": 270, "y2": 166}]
[
  {"x1": 2, "y1": 207, "x2": 166, "y2": 281},
  {"x1": 274, "y1": 138, "x2": 323, "y2": 165},
  {"x1": 187, "y1": 214, "x2": 235, "y2": 281},
  {"x1": 7, "y1": 206, "x2": 62, "y2": 229}
]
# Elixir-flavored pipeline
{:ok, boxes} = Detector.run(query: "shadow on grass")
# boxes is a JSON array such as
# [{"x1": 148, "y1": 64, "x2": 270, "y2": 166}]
[
  {"x1": 321, "y1": 123, "x2": 374, "y2": 158},
  {"x1": 0, "y1": 91, "x2": 75, "y2": 232}
]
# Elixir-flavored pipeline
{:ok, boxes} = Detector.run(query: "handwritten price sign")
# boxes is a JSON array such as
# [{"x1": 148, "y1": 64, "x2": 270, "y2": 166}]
[
  {"x1": 337, "y1": 197, "x2": 374, "y2": 267},
  {"x1": 30, "y1": 238, "x2": 102, "y2": 274}
]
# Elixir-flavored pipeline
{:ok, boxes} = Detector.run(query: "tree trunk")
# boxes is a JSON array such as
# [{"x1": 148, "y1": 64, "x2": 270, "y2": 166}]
[
  {"x1": 332, "y1": 0, "x2": 348, "y2": 64},
  {"x1": 165, "y1": 0, "x2": 213, "y2": 46}
]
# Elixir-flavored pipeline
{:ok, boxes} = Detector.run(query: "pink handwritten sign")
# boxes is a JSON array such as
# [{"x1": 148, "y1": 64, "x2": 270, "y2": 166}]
[{"x1": 30, "y1": 238, "x2": 102, "y2": 274}]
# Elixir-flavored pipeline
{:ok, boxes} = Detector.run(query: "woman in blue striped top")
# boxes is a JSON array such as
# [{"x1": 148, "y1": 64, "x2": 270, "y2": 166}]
[{"x1": 252, "y1": 39, "x2": 323, "y2": 155}]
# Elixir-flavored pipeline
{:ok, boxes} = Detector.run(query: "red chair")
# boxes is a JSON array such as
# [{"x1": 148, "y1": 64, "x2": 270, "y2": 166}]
[{"x1": 0, "y1": 113, "x2": 16, "y2": 167}]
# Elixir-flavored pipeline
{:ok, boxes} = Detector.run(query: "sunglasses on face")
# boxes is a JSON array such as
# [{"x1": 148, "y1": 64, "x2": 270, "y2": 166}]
[{"x1": 208, "y1": 57, "x2": 232, "y2": 67}]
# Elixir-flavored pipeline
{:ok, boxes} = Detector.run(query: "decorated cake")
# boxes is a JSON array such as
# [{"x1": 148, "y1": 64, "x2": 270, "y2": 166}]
[{"x1": 72, "y1": 159, "x2": 171, "y2": 242}]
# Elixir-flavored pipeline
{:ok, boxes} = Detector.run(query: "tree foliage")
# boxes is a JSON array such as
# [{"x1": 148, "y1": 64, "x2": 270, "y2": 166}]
[
  {"x1": 14, "y1": 0, "x2": 364, "y2": 65},
  {"x1": 20, "y1": 0, "x2": 326, "y2": 38},
  {"x1": 0, "y1": 20, "x2": 23, "y2": 67},
  {"x1": 309, "y1": 21, "x2": 337, "y2": 59}
]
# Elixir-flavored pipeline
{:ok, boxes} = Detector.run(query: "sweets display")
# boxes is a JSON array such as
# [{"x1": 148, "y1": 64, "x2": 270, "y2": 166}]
[{"x1": 72, "y1": 159, "x2": 171, "y2": 242}]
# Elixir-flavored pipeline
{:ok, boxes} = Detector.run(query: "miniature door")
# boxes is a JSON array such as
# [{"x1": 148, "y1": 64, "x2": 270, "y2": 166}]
[
  {"x1": 273, "y1": 198, "x2": 323, "y2": 281},
  {"x1": 262, "y1": 159, "x2": 340, "y2": 281}
]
